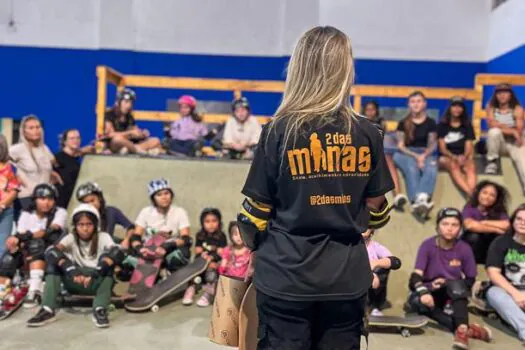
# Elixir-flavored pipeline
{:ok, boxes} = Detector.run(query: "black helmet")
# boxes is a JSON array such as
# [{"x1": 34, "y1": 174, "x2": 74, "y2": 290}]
[
  {"x1": 200, "y1": 207, "x2": 222, "y2": 227},
  {"x1": 117, "y1": 88, "x2": 136, "y2": 102},
  {"x1": 33, "y1": 183, "x2": 58, "y2": 201},
  {"x1": 76, "y1": 182, "x2": 103, "y2": 201},
  {"x1": 436, "y1": 207, "x2": 462, "y2": 225},
  {"x1": 232, "y1": 97, "x2": 250, "y2": 112}
]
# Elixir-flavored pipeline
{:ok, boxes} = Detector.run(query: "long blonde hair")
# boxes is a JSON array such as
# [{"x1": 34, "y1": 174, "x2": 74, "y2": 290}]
[{"x1": 271, "y1": 26, "x2": 355, "y2": 148}]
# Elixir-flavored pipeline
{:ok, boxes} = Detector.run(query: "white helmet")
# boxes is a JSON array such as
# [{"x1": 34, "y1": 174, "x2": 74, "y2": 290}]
[
  {"x1": 71, "y1": 204, "x2": 100, "y2": 223},
  {"x1": 147, "y1": 178, "x2": 173, "y2": 198}
]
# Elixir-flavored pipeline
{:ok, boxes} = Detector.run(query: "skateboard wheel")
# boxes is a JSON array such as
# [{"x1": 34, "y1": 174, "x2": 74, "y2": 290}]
[
  {"x1": 151, "y1": 305, "x2": 160, "y2": 313},
  {"x1": 401, "y1": 328, "x2": 411, "y2": 338},
  {"x1": 108, "y1": 304, "x2": 116, "y2": 312}
]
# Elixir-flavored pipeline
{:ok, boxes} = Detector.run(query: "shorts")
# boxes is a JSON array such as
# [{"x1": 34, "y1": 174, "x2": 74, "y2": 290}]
[{"x1": 256, "y1": 289, "x2": 366, "y2": 350}]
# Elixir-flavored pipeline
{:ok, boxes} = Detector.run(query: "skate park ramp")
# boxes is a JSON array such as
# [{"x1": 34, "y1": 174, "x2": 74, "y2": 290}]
[{"x1": 36, "y1": 153, "x2": 520, "y2": 349}]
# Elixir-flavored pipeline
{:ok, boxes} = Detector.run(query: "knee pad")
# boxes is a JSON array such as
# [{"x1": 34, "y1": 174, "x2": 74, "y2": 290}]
[
  {"x1": 446, "y1": 279, "x2": 469, "y2": 301},
  {"x1": 374, "y1": 268, "x2": 390, "y2": 285},
  {"x1": 405, "y1": 292, "x2": 431, "y2": 315},
  {"x1": 205, "y1": 269, "x2": 218, "y2": 284},
  {"x1": 106, "y1": 246, "x2": 126, "y2": 266},
  {"x1": 45, "y1": 228, "x2": 65, "y2": 245},
  {"x1": 0, "y1": 252, "x2": 22, "y2": 278},
  {"x1": 26, "y1": 239, "x2": 46, "y2": 262},
  {"x1": 45, "y1": 247, "x2": 67, "y2": 275}
]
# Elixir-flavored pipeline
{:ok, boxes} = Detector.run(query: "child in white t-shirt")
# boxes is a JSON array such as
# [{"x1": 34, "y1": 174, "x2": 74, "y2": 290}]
[
  {"x1": 129, "y1": 179, "x2": 192, "y2": 273},
  {"x1": 27, "y1": 204, "x2": 123, "y2": 328},
  {"x1": 0, "y1": 183, "x2": 67, "y2": 307},
  {"x1": 222, "y1": 97, "x2": 262, "y2": 160}
]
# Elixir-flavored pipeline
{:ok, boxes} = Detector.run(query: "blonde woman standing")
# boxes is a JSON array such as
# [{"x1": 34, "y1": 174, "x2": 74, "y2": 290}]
[{"x1": 237, "y1": 26, "x2": 394, "y2": 350}]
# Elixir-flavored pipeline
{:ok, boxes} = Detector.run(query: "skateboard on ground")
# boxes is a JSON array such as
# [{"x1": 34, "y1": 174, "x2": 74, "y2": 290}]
[
  {"x1": 124, "y1": 257, "x2": 209, "y2": 312},
  {"x1": 58, "y1": 292, "x2": 135, "y2": 314},
  {"x1": 368, "y1": 315, "x2": 428, "y2": 337},
  {"x1": 0, "y1": 283, "x2": 29, "y2": 320},
  {"x1": 469, "y1": 280, "x2": 499, "y2": 320},
  {"x1": 238, "y1": 283, "x2": 258, "y2": 350},
  {"x1": 128, "y1": 234, "x2": 167, "y2": 295}
]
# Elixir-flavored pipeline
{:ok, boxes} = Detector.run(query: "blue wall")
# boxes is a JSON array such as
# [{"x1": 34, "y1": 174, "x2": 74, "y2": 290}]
[{"x1": 0, "y1": 45, "x2": 485, "y2": 151}]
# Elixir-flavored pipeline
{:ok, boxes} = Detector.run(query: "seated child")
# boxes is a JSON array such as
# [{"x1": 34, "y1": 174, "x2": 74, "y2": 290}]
[
  {"x1": 362, "y1": 229, "x2": 401, "y2": 316},
  {"x1": 76, "y1": 182, "x2": 135, "y2": 243},
  {"x1": 222, "y1": 97, "x2": 262, "y2": 160},
  {"x1": 485, "y1": 204, "x2": 525, "y2": 344},
  {"x1": 168, "y1": 95, "x2": 208, "y2": 156},
  {"x1": 128, "y1": 179, "x2": 192, "y2": 274},
  {"x1": 405, "y1": 208, "x2": 491, "y2": 349},
  {"x1": 182, "y1": 208, "x2": 227, "y2": 307},
  {"x1": 27, "y1": 204, "x2": 124, "y2": 328},
  {"x1": 218, "y1": 222, "x2": 251, "y2": 279},
  {"x1": 0, "y1": 183, "x2": 67, "y2": 307}
]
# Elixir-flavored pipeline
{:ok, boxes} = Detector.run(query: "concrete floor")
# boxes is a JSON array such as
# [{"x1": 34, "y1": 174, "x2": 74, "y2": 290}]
[{"x1": 0, "y1": 301, "x2": 519, "y2": 350}]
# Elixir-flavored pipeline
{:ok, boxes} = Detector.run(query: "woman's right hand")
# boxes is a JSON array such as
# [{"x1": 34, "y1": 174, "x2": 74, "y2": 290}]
[
  {"x1": 420, "y1": 294, "x2": 435, "y2": 309},
  {"x1": 512, "y1": 291, "x2": 525, "y2": 309},
  {"x1": 416, "y1": 155, "x2": 426, "y2": 169},
  {"x1": 431, "y1": 278, "x2": 446, "y2": 290}
]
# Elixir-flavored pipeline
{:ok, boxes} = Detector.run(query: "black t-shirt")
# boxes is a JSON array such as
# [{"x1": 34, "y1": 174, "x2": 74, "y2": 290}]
[
  {"x1": 437, "y1": 122, "x2": 475, "y2": 155},
  {"x1": 242, "y1": 115, "x2": 394, "y2": 301},
  {"x1": 54, "y1": 151, "x2": 81, "y2": 208},
  {"x1": 397, "y1": 117, "x2": 437, "y2": 148},
  {"x1": 104, "y1": 206, "x2": 134, "y2": 236},
  {"x1": 195, "y1": 230, "x2": 228, "y2": 259},
  {"x1": 486, "y1": 234, "x2": 525, "y2": 290},
  {"x1": 104, "y1": 108, "x2": 136, "y2": 132}
]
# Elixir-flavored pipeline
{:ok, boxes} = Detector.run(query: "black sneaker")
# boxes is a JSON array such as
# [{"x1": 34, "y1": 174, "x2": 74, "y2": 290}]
[
  {"x1": 92, "y1": 307, "x2": 110, "y2": 328},
  {"x1": 27, "y1": 307, "x2": 56, "y2": 327}
]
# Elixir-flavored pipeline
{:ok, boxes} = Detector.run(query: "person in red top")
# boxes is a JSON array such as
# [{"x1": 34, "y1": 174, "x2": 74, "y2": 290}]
[
  {"x1": 0, "y1": 134, "x2": 20, "y2": 254},
  {"x1": 219, "y1": 222, "x2": 251, "y2": 279}
]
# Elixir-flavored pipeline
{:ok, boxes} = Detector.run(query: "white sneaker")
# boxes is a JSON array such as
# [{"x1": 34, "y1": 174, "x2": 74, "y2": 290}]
[
  {"x1": 370, "y1": 308, "x2": 383, "y2": 317},
  {"x1": 393, "y1": 194, "x2": 408, "y2": 209},
  {"x1": 485, "y1": 161, "x2": 498, "y2": 175},
  {"x1": 412, "y1": 193, "x2": 432, "y2": 219},
  {"x1": 182, "y1": 285, "x2": 196, "y2": 306}
]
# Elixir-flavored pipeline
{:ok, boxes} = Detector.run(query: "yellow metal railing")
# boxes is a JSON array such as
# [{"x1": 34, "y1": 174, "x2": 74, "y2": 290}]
[{"x1": 96, "y1": 65, "x2": 525, "y2": 138}]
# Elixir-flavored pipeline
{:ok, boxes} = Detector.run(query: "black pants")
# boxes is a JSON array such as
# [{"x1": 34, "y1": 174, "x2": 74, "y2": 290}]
[
  {"x1": 368, "y1": 269, "x2": 390, "y2": 310},
  {"x1": 256, "y1": 290, "x2": 366, "y2": 350},
  {"x1": 410, "y1": 287, "x2": 469, "y2": 332},
  {"x1": 461, "y1": 231, "x2": 498, "y2": 265}
]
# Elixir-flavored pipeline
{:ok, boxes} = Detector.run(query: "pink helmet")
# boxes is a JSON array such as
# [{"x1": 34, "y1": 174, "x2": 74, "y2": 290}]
[{"x1": 178, "y1": 95, "x2": 197, "y2": 109}]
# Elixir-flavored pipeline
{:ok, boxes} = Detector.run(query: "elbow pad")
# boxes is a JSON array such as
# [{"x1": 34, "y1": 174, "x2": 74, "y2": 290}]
[
  {"x1": 237, "y1": 198, "x2": 271, "y2": 250},
  {"x1": 368, "y1": 200, "x2": 392, "y2": 229},
  {"x1": 388, "y1": 256, "x2": 402, "y2": 270}
]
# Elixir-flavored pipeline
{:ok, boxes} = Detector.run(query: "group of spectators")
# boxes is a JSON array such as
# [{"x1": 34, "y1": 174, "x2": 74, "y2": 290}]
[{"x1": 364, "y1": 83, "x2": 525, "y2": 221}]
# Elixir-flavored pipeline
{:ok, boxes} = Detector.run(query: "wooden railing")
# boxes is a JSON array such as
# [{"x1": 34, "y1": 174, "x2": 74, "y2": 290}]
[{"x1": 96, "y1": 65, "x2": 525, "y2": 138}]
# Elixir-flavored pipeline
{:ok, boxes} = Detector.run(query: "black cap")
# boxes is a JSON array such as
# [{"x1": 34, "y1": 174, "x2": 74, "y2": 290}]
[
  {"x1": 436, "y1": 207, "x2": 462, "y2": 225},
  {"x1": 495, "y1": 83, "x2": 512, "y2": 92}
]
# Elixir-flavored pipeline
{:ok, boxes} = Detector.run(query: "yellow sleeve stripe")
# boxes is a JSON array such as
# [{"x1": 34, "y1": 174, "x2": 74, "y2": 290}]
[{"x1": 240, "y1": 207, "x2": 268, "y2": 232}]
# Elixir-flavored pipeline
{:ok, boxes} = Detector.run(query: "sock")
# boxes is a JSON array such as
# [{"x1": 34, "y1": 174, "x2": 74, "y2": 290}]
[
  {"x1": 28, "y1": 269, "x2": 45, "y2": 294},
  {"x1": 43, "y1": 305, "x2": 54, "y2": 314}
]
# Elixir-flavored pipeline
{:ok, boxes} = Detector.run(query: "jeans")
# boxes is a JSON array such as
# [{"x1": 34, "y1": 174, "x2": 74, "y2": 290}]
[
  {"x1": 393, "y1": 148, "x2": 437, "y2": 202},
  {"x1": 486, "y1": 285, "x2": 525, "y2": 340},
  {"x1": 0, "y1": 207, "x2": 14, "y2": 256}
]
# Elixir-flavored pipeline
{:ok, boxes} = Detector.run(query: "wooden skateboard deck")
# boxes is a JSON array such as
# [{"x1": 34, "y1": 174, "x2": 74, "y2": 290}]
[
  {"x1": 0, "y1": 284, "x2": 29, "y2": 321},
  {"x1": 238, "y1": 283, "x2": 258, "y2": 350},
  {"x1": 368, "y1": 315, "x2": 428, "y2": 337},
  {"x1": 125, "y1": 257, "x2": 208, "y2": 312}
]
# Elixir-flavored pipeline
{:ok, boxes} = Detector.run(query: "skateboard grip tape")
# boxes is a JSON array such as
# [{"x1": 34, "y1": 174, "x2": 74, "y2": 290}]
[{"x1": 208, "y1": 275, "x2": 250, "y2": 347}]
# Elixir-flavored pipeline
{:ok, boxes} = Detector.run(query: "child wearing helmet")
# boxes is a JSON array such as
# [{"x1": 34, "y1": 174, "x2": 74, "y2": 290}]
[
  {"x1": 182, "y1": 208, "x2": 227, "y2": 307},
  {"x1": 168, "y1": 95, "x2": 208, "y2": 156},
  {"x1": 0, "y1": 183, "x2": 67, "y2": 308},
  {"x1": 405, "y1": 208, "x2": 491, "y2": 349},
  {"x1": 222, "y1": 97, "x2": 262, "y2": 160},
  {"x1": 27, "y1": 204, "x2": 124, "y2": 328},
  {"x1": 103, "y1": 88, "x2": 161, "y2": 155},
  {"x1": 76, "y1": 182, "x2": 135, "y2": 244},
  {"x1": 129, "y1": 179, "x2": 192, "y2": 273}
]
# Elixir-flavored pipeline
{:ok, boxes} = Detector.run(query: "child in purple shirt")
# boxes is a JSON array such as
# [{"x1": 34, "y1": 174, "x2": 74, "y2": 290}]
[
  {"x1": 168, "y1": 95, "x2": 208, "y2": 156},
  {"x1": 405, "y1": 208, "x2": 491, "y2": 349},
  {"x1": 363, "y1": 229, "x2": 401, "y2": 316},
  {"x1": 462, "y1": 180, "x2": 510, "y2": 264}
]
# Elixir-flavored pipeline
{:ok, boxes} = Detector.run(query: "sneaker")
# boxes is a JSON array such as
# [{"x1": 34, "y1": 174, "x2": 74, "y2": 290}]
[
  {"x1": 393, "y1": 193, "x2": 409, "y2": 210},
  {"x1": 468, "y1": 323, "x2": 492, "y2": 343},
  {"x1": 182, "y1": 285, "x2": 196, "y2": 306},
  {"x1": 453, "y1": 326, "x2": 469, "y2": 349},
  {"x1": 196, "y1": 292, "x2": 212, "y2": 307},
  {"x1": 370, "y1": 308, "x2": 383, "y2": 317},
  {"x1": 412, "y1": 193, "x2": 433, "y2": 219},
  {"x1": 27, "y1": 307, "x2": 56, "y2": 327},
  {"x1": 119, "y1": 147, "x2": 129, "y2": 155},
  {"x1": 23, "y1": 291, "x2": 41, "y2": 309},
  {"x1": 92, "y1": 307, "x2": 110, "y2": 328},
  {"x1": 485, "y1": 161, "x2": 498, "y2": 175}
]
